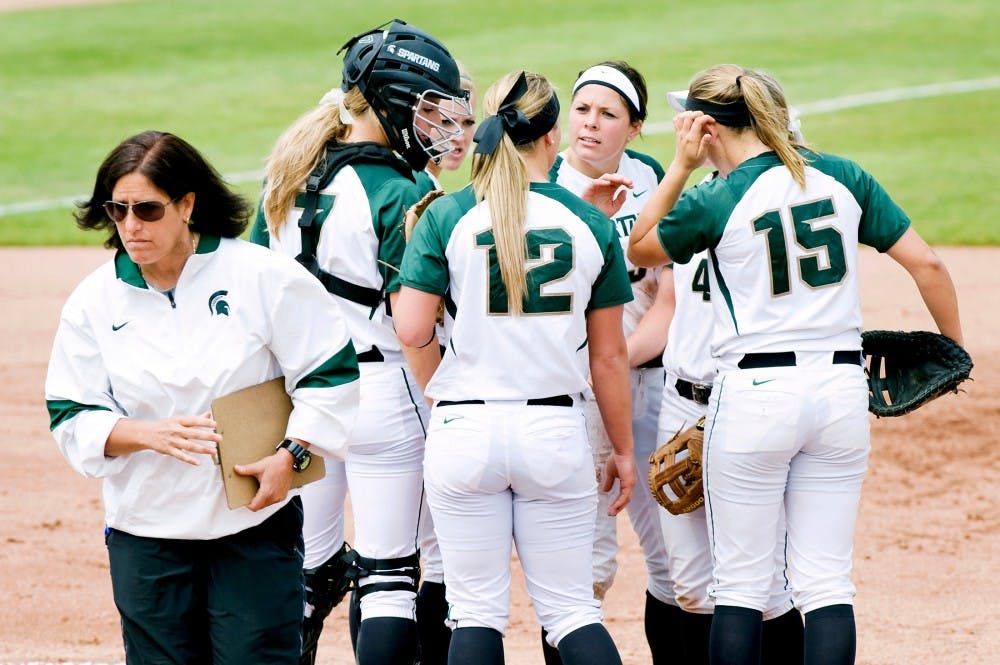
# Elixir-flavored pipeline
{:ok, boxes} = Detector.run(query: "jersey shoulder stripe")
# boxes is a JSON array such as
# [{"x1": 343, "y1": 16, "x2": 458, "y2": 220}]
[
  {"x1": 548, "y1": 154, "x2": 564, "y2": 183},
  {"x1": 624, "y1": 148, "x2": 665, "y2": 181},
  {"x1": 657, "y1": 172, "x2": 741, "y2": 264},
  {"x1": 530, "y1": 181, "x2": 617, "y2": 249},
  {"x1": 529, "y1": 183, "x2": 633, "y2": 311},
  {"x1": 399, "y1": 185, "x2": 476, "y2": 296},
  {"x1": 351, "y1": 163, "x2": 422, "y2": 233},
  {"x1": 801, "y1": 150, "x2": 911, "y2": 251}
]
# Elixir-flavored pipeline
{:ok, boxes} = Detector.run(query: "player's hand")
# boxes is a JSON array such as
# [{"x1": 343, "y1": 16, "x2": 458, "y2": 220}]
[
  {"x1": 137, "y1": 412, "x2": 220, "y2": 465},
  {"x1": 581, "y1": 174, "x2": 633, "y2": 218},
  {"x1": 234, "y1": 450, "x2": 295, "y2": 512},
  {"x1": 672, "y1": 111, "x2": 714, "y2": 172},
  {"x1": 603, "y1": 452, "x2": 636, "y2": 516}
]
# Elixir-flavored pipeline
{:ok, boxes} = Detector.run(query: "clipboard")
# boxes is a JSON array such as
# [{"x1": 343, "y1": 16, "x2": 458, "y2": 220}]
[{"x1": 211, "y1": 376, "x2": 326, "y2": 509}]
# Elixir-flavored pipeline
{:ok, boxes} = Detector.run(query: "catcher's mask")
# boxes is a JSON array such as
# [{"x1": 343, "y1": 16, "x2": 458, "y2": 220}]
[{"x1": 338, "y1": 19, "x2": 472, "y2": 170}]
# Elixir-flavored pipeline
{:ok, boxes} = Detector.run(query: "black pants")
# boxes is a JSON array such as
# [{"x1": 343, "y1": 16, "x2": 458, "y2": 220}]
[{"x1": 106, "y1": 497, "x2": 305, "y2": 665}]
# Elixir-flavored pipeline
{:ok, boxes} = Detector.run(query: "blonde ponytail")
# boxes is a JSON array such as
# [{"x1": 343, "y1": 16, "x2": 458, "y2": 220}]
[
  {"x1": 689, "y1": 65, "x2": 810, "y2": 189},
  {"x1": 470, "y1": 71, "x2": 555, "y2": 315},
  {"x1": 261, "y1": 87, "x2": 369, "y2": 239}
]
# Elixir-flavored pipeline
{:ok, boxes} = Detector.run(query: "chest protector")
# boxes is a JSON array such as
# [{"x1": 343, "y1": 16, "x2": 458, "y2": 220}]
[{"x1": 296, "y1": 141, "x2": 414, "y2": 308}]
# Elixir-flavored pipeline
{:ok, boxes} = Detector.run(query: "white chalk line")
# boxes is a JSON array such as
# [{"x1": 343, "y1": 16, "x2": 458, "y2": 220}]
[
  {"x1": 642, "y1": 75, "x2": 1000, "y2": 134},
  {"x1": 3, "y1": 76, "x2": 999, "y2": 217}
]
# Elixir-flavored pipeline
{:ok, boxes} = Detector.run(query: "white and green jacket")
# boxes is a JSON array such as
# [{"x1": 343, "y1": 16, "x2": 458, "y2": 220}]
[{"x1": 45, "y1": 236, "x2": 360, "y2": 539}]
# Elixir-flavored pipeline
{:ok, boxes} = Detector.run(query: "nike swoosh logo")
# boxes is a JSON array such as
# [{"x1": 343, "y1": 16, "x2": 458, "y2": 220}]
[
  {"x1": 112, "y1": 321, "x2": 130, "y2": 331},
  {"x1": 752, "y1": 378, "x2": 775, "y2": 386},
  {"x1": 443, "y1": 417, "x2": 463, "y2": 424},
  {"x1": 631, "y1": 190, "x2": 648, "y2": 198}
]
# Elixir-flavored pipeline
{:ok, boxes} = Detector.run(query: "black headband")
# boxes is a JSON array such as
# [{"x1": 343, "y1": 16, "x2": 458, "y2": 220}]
[
  {"x1": 684, "y1": 95, "x2": 751, "y2": 128},
  {"x1": 473, "y1": 71, "x2": 560, "y2": 155}
]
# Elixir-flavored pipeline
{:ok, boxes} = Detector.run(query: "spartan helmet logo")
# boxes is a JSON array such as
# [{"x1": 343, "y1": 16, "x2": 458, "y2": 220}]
[{"x1": 208, "y1": 290, "x2": 230, "y2": 316}]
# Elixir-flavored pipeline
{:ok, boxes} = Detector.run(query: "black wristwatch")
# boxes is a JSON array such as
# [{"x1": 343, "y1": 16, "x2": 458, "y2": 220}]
[{"x1": 276, "y1": 439, "x2": 312, "y2": 473}]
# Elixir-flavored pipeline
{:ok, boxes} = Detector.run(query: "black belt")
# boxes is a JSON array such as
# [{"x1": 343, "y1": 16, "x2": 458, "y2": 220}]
[
  {"x1": 356, "y1": 346, "x2": 385, "y2": 363},
  {"x1": 675, "y1": 378, "x2": 712, "y2": 405},
  {"x1": 637, "y1": 356, "x2": 664, "y2": 369},
  {"x1": 737, "y1": 350, "x2": 862, "y2": 370},
  {"x1": 437, "y1": 394, "x2": 574, "y2": 408}
]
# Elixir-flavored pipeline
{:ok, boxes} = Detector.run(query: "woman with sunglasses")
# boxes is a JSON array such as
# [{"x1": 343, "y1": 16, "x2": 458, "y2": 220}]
[
  {"x1": 395, "y1": 70, "x2": 634, "y2": 665},
  {"x1": 251, "y1": 19, "x2": 471, "y2": 665},
  {"x1": 44, "y1": 130, "x2": 361, "y2": 664},
  {"x1": 628, "y1": 64, "x2": 963, "y2": 665}
]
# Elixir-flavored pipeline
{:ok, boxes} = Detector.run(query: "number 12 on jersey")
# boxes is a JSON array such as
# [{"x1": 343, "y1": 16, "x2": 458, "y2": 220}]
[
  {"x1": 474, "y1": 228, "x2": 574, "y2": 315},
  {"x1": 751, "y1": 197, "x2": 847, "y2": 297}
]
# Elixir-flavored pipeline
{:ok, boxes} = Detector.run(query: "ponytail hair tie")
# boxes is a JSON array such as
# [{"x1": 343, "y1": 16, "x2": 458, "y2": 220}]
[
  {"x1": 473, "y1": 71, "x2": 560, "y2": 155},
  {"x1": 735, "y1": 75, "x2": 743, "y2": 91},
  {"x1": 318, "y1": 87, "x2": 354, "y2": 125}
]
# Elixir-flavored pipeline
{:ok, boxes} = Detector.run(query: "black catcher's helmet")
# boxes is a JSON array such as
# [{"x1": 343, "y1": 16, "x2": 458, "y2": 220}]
[{"x1": 339, "y1": 19, "x2": 470, "y2": 170}]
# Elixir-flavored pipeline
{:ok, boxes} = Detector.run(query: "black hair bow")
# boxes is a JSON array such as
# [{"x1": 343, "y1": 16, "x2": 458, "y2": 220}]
[{"x1": 473, "y1": 71, "x2": 532, "y2": 155}]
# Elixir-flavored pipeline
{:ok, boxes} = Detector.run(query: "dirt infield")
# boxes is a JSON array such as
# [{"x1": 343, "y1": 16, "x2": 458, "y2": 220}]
[{"x1": 0, "y1": 246, "x2": 996, "y2": 664}]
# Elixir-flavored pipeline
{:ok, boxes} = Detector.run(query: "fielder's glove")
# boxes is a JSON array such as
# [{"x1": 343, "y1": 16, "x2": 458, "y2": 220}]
[
  {"x1": 862, "y1": 330, "x2": 972, "y2": 417},
  {"x1": 404, "y1": 189, "x2": 445, "y2": 241},
  {"x1": 403, "y1": 188, "x2": 447, "y2": 328},
  {"x1": 649, "y1": 417, "x2": 706, "y2": 515}
]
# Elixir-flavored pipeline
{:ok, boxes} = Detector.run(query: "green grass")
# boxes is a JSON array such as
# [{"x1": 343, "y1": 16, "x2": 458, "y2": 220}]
[{"x1": 2, "y1": 0, "x2": 998, "y2": 245}]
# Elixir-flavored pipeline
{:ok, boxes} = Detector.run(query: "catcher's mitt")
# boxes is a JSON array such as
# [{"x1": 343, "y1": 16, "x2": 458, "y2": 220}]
[
  {"x1": 649, "y1": 417, "x2": 705, "y2": 515},
  {"x1": 862, "y1": 330, "x2": 972, "y2": 417}
]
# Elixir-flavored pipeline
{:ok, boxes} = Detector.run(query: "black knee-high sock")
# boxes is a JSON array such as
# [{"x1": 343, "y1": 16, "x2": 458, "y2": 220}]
[
  {"x1": 449, "y1": 626, "x2": 503, "y2": 665},
  {"x1": 416, "y1": 581, "x2": 451, "y2": 665},
  {"x1": 803, "y1": 605, "x2": 855, "y2": 665},
  {"x1": 762, "y1": 608, "x2": 804, "y2": 665},
  {"x1": 541, "y1": 628, "x2": 563, "y2": 665},
  {"x1": 355, "y1": 616, "x2": 418, "y2": 665},
  {"x1": 644, "y1": 592, "x2": 689, "y2": 665},
  {"x1": 710, "y1": 605, "x2": 762, "y2": 665},
  {"x1": 557, "y1": 623, "x2": 622, "y2": 665},
  {"x1": 679, "y1": 608, "x2": 713, "y2": 665},
  {"x1": 349, "y1": 590, "x2": 360, "y2": 654}
]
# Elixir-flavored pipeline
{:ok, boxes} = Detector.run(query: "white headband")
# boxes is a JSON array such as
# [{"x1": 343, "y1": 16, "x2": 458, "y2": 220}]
[{"x1": 572, "y1": 65, "x2": 642, "y2": 116}]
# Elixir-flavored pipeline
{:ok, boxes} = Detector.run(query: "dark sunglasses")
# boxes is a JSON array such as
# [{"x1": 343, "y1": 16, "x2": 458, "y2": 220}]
[{"x1": 103, "y1": 197, "x2": 179, "y2": 223}]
